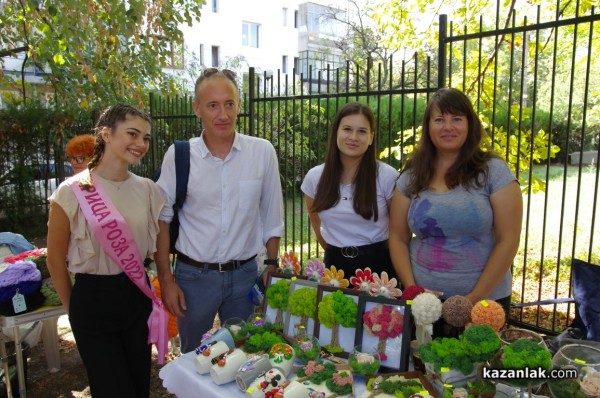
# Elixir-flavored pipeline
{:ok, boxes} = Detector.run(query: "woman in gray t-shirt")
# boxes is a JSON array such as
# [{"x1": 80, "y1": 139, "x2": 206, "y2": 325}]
[{"x1": 389, "y1": 88, "x2": 523, "y2": 337}]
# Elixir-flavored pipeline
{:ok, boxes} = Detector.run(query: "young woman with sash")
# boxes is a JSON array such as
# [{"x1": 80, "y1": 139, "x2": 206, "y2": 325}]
[{"x1": 46, "y1": 104, "x2": 166, "y2": 398}]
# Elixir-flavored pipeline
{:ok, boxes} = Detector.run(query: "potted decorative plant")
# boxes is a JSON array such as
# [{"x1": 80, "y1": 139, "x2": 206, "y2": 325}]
[
  {"x1": 467, "y1": 379, "x2": 496, "y2": 398},
  {"x1": 420, "y1": 324, "x2": 500, "y2": 387},
  {"x1": 489, "y1": 338, "x2": 552, "y2": 389}
]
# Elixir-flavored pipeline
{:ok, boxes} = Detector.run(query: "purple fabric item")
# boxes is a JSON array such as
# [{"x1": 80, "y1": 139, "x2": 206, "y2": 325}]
[{"x1": 0, "y1": 260, "x2": 42, "y2": 287}]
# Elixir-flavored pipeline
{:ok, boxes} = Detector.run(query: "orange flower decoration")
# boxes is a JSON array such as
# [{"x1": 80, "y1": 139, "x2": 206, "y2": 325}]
[
  {"x1": 280, "y1": 251, "x2": 301, "y2": 275},
  {"x1": 152, "y1": 277, "x2": 178, "y2": 338},
  {"x1": 321, "y1": 265, "x2": 349, "y2": 288},
  {"x1": 369, "y1": 271, "x2": 402, "y2": 298}
]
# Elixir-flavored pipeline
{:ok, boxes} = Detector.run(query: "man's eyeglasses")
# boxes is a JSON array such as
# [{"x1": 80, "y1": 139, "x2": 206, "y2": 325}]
[{"x1": 67, "y1": 156, "x2": 89, "y2": 164}]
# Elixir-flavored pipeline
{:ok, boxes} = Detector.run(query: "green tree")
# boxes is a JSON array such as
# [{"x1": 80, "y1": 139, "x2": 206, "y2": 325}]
[
  {"x1": 288, "y1": 287, "x2": 317, "y2": 330},
  {"x1": 0, "y1": 0, "x2": 203, "y2": 109},
  {"x1": 317, "y1": 290, "x2": 357, "y2": 352}
]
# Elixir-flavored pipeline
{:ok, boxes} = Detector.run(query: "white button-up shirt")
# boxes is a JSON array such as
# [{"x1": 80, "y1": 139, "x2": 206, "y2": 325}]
[{"x1": 156, "y1": 132, "x2": 284, "y2": 263}]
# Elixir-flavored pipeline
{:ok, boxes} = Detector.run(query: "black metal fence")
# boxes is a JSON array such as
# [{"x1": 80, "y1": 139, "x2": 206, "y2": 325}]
[
  {"x1": 1, "y1": 5, "x2": 598, "y2": 335},
  {"x1": 144, "y1": 8, "x2": 600, "y2": 335}
]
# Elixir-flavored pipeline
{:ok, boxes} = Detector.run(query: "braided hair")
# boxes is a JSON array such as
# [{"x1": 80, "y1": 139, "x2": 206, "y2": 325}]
[{"x1": 79, "y1": 104, "x2": 151, "y2": 189}]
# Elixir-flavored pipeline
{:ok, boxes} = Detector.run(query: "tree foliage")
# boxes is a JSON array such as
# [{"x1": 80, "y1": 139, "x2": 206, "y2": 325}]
[{"x1": 0, "y1": 0, "x2": 203, "y2": 109}]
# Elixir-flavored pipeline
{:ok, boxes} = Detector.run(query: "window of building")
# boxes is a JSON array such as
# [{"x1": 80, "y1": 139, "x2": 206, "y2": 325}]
[
  {"x1": 242, "y1": 22, "x2": 259, "y2": 48},
  {"x1": 282, "y1": 7, "x2": 288, "y2": 26},
  {"x1": 212, "y1": 0, "x2": 218, "y2": 12},
  {"x1": 211, "y1": 46, "x2": 219, "y2": 67},
  {"x1": 294, "y1": 10, "x2": 298, "y2": 28},
  {"x1": 282, "y1": 55, "x2": 288, "y2": 74},
  {"x1": 199, "y1": 44, "x2": 205, "y2": 66}
]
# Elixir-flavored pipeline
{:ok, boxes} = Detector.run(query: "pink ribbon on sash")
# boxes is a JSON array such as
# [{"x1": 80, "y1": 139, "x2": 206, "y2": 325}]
[{"x1": 70, "y1": 176, "x2": 169, "y2": 364}]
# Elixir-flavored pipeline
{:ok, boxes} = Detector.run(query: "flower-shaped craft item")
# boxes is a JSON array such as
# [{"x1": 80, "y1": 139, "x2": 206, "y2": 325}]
[
  {"x1": 400, "y1": 285, "x2": 426, "y2": 300},
  {"x1": 304, "y1": 258, "x2": 325, "y2": 281},
  {"x1": 369, "y1": 271, "x2": 402, "y2": 298},
  {"x1": 280, "y1": 251, "x2": 301, "y2": 275},
  {"x1": 350, "y1": 267, "x2": 375, "y2": 292},
  {"x1": 321, "y1": 265, "x2": 349, "y2": 288},
  {"x1": 411, "y1": 292, "x2": 442, "y2": 345},
  {"x1": 470, "y1": 299, "x2": 506, "y2": 331},
  {"x1": 363, "y1": 304, "x2": 405, "y2": 360},
  {"x1": 268, "y1": 343, "x2": 294, "y2": 364}
]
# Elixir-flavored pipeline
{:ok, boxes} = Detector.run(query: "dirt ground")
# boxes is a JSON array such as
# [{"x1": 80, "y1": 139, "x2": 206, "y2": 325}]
[{"x1": 21, "y1": 315, "x2": 177, "y2": 398}]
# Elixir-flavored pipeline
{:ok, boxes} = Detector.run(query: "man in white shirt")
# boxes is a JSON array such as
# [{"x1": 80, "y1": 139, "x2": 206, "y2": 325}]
[{"x1": 155, "y1": 68, "x2": 284, "y2": 353}]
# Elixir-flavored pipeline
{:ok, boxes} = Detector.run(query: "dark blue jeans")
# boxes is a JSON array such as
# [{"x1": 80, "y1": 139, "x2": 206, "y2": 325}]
[{"x1": 174, "y1": 258, "x2": 257, "y2": 354}]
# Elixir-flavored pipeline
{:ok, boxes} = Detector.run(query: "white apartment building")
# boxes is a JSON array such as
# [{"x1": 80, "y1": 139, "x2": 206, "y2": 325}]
[
  {"x1": 0, "y1": 0, "x2": 349, "y2": 99},
  {"x1": 175, "y1": 0, "x2": 349, "y2": 91}
]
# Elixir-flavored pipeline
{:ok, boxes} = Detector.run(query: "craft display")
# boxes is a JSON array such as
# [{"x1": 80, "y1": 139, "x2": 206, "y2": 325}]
[
  {"x1": 349, "y1": 344, "x2": 381, "y2": 376},
  {"x1": 244, "y1": 331, "x2": 287, "y2": 354},
  {"x1": 321, "y1": 265, "x2": 350, "y2": 288},
  {"x1": 210, "y1": 348, "x2": 248, "y2": 385},
  {"x1": 362, "y1": 304, "x2": 404, "y2": 361},
  {"x1": 369, "y1": 271, "x2": 402, "y2": 298},
  {"x1": 265, "y1": 278, "x2": 290, "y2": 328},
  {"x1": 303, "y1": 258, "x2": 325, "y2": 282},
  {"x1": 196, "y1": 327, "x2": 236, "y2": 352},
  {"x1": 236, "y1": 354, "x2": 273, "y2": 391},
  {"x1": 400, "y1": 285, "x2": 426, "y2": 300},
  {"x1": 247, "y1": 312, "x2": 273, "y2": 335},
  {"x1": 224, "y1": 317, "x2": 249, "y2": 343},
  {"x1": 547, "y1": 343, "x2": 600, "y2": 398},
  {"x1": 317, "y1": 289, "x2": 358, "y2": 354},
  {"x1": 280, "y1": 251, "x2": 301, "y2": 275},
  {"x1": 287, "y1": 285, "x2": 317, "y2": 331},
  {"x1": 294, "y1": 360, "x2": 354, "y2": 397},
  {"x1": 489, "y1": 336, "x2": 552, "y2": 390},
  {"x1": 362, "y1": 372, "x2": 436, "y2": 398},
  {"x1": 292, "y1": 329, "x2": 321, "y2": 364},
  {"x1": 470, "y1": 300, "x2": 505, "y2": 331},
  {"x1": 441, "y1": 295, "x2": 473, "y2": 328},
  {"x1": 194, "y1": 340, "x2": 231, "y2": 374},
  {"x1": 244, "y1": 368, "x2": 287, "y2": 398},
  {"x1": 350, "y1": 267, "x2": 376, "y2": 293},
  {"x1": 267, "y1": 343, "x2": 296, "y2": 376},
  {"x1": 411, "y1": 292, "x2": 442, "y2": 345},
  {"x1": 419, "y1": 325, "x2": 501, "y2": 388}
]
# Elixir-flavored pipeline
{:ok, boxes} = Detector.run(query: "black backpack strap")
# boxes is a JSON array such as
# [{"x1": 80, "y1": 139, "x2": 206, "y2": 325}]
[{"x1": 173, "y1": 140, "x2": 191, "y2": 211}]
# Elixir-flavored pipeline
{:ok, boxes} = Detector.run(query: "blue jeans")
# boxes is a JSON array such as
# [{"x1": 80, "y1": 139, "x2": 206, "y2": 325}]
[{"x1": 174, "y1": 258, "x2": 257, "y2": 353}]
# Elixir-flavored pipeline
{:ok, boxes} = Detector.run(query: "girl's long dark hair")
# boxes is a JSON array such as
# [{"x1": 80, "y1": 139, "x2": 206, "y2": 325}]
[
  {"x1": 311, "y1": 102, "x2": 379, "y2": 221},
  {"x1": 403, "y1": 88, "x2": 498, "y2": 195}
]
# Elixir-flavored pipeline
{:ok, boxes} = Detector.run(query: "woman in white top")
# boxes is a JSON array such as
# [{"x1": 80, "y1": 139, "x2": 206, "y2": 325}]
[{"x1": 301, "y1": 102, "x2": 399, "y2": 279}]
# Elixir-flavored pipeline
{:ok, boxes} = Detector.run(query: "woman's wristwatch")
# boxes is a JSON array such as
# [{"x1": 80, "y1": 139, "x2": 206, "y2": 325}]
[{"x1": 263, "y1": 258, "x2": 279, "y2": 266}]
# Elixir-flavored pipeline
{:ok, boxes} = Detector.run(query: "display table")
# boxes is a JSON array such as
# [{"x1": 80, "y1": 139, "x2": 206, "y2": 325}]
[
  {"x1": 160, "y1": 351, "x2": 369, "y2": 398},
  {"x1": 0, "y1": 305, "x2": 66, "y2": 397}
]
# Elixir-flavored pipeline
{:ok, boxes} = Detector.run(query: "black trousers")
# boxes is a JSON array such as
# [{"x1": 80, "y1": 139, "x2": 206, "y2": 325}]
[
  {"x1": 69, "y1": 273, "x2": 152, "y2": 398},
  {"x1": 324, "y1": 240, "x2": 399, "y2": 282}
]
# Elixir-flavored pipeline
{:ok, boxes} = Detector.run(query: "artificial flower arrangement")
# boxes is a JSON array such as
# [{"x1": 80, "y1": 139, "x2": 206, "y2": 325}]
[
  {"x1": 548, "y1": 366, "x2": 600, "y2": 398},
  {"x1": 287, "y1": 286, "x2": 317, "y2": 331},
  {"x1": 419, "y1": 324, "x2": 501, "y2": 377},
  {"x1": 362, "y1": 304, "x2": 404, "y2": 361},
  {"x1": 304, "y1": 258, "x2": 325, "y2": 281},
  {"x1": 469, "y1": 299, "x2": 506, "y2": 331},
  {"x1": 265, "y1": 278, "x2": 290, "y2": 329},
  {"x1": 366, "y1": 374, "x2": 431, "y2": 398},
  {"x1": 489, "y1": 338, "x2": 552, "y2": 388},
  {"x1": 243, "y1": 331, "x2": 287, "y2": 353},
  {"x1": 295, "y1": 359, "x2": 354, "y2": 396},
  {"x1": 317, "y1": 289, "x2": 357, "y2": 353},
  {"x1": 279, "y1": 251, "x2": 301, "y2": 275},
  {"x1": 411, "y1": 292, "x2": 443, "y2": 345},
  {"x1": 246, "y1": 312, "x2": 274, "y2": 335},
  {"x1": 321, "y1": 265, "x2": 350, "y2": 288}
]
